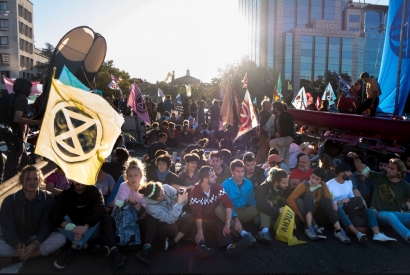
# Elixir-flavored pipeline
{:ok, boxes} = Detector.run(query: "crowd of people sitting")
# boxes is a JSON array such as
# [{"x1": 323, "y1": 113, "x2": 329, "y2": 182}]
[{"x1": 1, "y1": 99, "x2": 410, "y2": 272}]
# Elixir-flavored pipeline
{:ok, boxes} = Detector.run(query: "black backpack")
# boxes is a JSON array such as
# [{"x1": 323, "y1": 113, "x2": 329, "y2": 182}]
[
  {"x1": 0, "y1": 93, "x2": 17, "y2": 127},
  {"x1": 343, "y1": 197, "x2": 368, "y2": 229}
]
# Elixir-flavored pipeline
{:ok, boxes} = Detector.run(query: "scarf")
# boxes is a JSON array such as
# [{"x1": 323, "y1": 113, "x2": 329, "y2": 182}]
[
  {"x1": 309, "y1": 183, "x2": 322, "y2": 192},
  {"x1": 157, "y1": 169, "x2": 170, "y2": 182}
]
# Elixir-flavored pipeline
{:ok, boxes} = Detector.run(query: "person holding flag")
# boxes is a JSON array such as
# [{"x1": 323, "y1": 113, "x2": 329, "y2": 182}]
[{"x1": 337, "y1": 80, "x2": 361, "y2": 114}]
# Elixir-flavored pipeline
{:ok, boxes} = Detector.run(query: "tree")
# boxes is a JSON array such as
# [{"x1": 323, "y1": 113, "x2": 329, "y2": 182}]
[{"x1": 32, "y1": 42, "x2": 55, "y2": 82}]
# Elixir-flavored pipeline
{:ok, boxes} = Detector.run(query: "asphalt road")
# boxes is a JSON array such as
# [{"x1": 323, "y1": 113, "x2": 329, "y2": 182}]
[{"x1": 3, "y1": 144, "x2": 410, "y2": 274}]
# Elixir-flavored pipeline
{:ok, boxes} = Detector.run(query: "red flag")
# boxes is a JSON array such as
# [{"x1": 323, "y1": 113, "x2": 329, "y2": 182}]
[
  {"x1": 128, "y1": 81, "x2": 151, "y2": 126},
  {"x1": 235, "y1": 90, "x2": 259, "y2": 140},
  {"x1": 241, "y1": 72, "x2": 248, "y2": 89},
  {"x1": 110, "y1": 74, "x2": 122, "y2": 83},
  {"x1": 315, "y1": 96, "x2": 321, "y2": 110}
]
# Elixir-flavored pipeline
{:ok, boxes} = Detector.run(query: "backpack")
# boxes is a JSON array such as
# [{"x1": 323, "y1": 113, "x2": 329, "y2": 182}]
[
  {"x1": 343, "y1": 197, "x2": 367, "y2": 229},
  {"x1": 113, "y1": 202, "x2": 142, "y2": 253}
]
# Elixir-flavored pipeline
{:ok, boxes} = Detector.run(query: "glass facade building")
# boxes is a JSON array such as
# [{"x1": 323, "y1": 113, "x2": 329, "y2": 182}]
[{"x1": 240, "y1": 0, "x2": 388, "y2": 96}]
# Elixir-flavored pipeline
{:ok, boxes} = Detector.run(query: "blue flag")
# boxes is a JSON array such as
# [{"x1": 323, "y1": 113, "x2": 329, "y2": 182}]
[
  {"x1": 331, "y1": 71, "x2": 352, "y2": 98},
  {"x1": 378, "y1": 0, "x2": 410, "y2": 115},
  {"x1": 59, "y1": 65, "x2": 89, "y2": 92}
]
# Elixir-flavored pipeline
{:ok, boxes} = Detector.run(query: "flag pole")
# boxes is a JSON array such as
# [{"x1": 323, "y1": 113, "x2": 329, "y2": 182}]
[
  {"x1": 395, "y1": 0, "x2": 407, "y2": 117},
  {"x1": 52, "y1": 67, "x2": 56, "y2": 79}
]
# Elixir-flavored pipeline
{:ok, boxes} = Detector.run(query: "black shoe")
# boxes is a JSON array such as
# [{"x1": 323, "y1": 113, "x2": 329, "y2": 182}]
[
  {"x1": 195, "y1": 245, "x2": 214, "y2": 259},
  {"x1": 164, "y1": 238, "x2": 176, "y2": 250},
  {"x1": 224, "y1": 238, "x2": 248, "y2": 258},
  {"x1": 54, "y1": 247, "x2": 74, "y2": 270},
  {"x1": 136, "y1": 249, "x2": 151, "y2": 266},
  {"x1": 92, "y1": 245, "x2": 110, "y2": 257},
  {"x1": 111, "y1": 248, "x2": 124, "y2": 270},
  {"x1": 244, "y1": 233, "x2": 257, "y2": 247}
]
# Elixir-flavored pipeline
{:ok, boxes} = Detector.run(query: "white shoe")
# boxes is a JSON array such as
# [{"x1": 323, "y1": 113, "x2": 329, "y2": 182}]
[{"x1": 373, "y1": 233, "x2": 397, "y2": 243}]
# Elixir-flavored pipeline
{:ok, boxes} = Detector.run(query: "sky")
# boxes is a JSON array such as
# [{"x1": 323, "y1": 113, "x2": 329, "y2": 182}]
[{"x1": 31, "y1": 0, "x2": 389, "y2": 84}]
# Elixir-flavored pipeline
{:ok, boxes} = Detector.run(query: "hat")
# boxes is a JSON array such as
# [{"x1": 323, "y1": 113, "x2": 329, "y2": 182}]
[
  {"x1": 268, "y1": 154, "x2": 283, "y2": 164},
  {"x1": 335, "y1": 163, "x2": 351, "y2": 174},
  {"x1": 332, "y1": 158, "x2": 342, "y2": 167}
]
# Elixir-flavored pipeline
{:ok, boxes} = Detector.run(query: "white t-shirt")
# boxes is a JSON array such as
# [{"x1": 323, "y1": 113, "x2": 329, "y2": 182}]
[
  {"x1": 326, "y1": 178, "x2": 354, "y2": 203},
  {"x1": 288, "y1": 143, "x2": 302, "y2": 169}
]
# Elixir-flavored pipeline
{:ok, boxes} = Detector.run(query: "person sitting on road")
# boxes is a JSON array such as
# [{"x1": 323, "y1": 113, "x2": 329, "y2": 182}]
[
  {"x1": 326, "y1": 163, "x2": 367, "y2": 243},
  {"x1": 179, "y1": 138, "x2": 208, "y2": 161},
  {"x1": 44, "y1": 166, "x2": 72, "y2": 197},
  {"x1": 102, "y1": 147, "x2": 130, "y2": 185},
  {"x1": 95, "y1": 169, "x2": 116, "y2": 202},
  {"x1": 178, "y1": 153, "x2": 200, "y2": 190},
  {"x1": 220, "y1": 149, "x2": 232, "y2": 168},
  {"x1": 191, "y1": 149, "x2": 210, "y2": 169},
  {"x1": 287, "y1": 167, "x2": 351, "y2": 244},
  {"x1": 0, "y1": 166, "x2": 66, "y2": 269},
  {"x1": 190, "y1": 166, "x2": 251, "y2": 258},
  {"x1": 146, "y1": 122, "x2": 161, "y2": 146},
  {"x1": 377, "y1": 157, "x2": 389, "y2": 174},
  {"x1": 319, "y1": 154, "x2": 334, "y2": 182},
  {"x1": 138, "y1": 182, "x2": 194, "y2": 256},
  {"x1": 350, "y1": 164, "x2": 374, "y2": 209},
  {"x1": 255, "y1": 168, "x2": 289, "y2": 245},
  {"x1": 142, "y1": 132, "x2": 167, "y2": 166},
  {"x1": 215, "y1": 160, "x2": 258, "y2": 247},
  {"x1": 347, "y1": 152, "x2": 406, "y2": 243},
  {"x1": 147, "y1": 154, "x2": 183, "y2": 191},
  {"x1": 243, "y1": 152, "x2": 266, "y2": 197},
  {"x1": 166, "y1": 122, "x2": 180, "y2": 149},
  {"x1": 180, "y1": 125, "x2": 194, "y2": 147},
  {"x1": 210, "y1": 151, "x2": 231, "y2": 185},
  {"x1": 289, "y1": 155, "x2": 313, "y2": 190},
  {"x1": 50, "y1": 180, "x2": 106, "y2": 269}
]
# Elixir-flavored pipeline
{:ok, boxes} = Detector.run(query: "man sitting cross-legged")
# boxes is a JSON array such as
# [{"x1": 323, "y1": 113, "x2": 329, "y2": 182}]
[
  {"x1": 0, "y1": 166, "x2": 66, "y2": 269},
  {"x1": 255, "y1": 168, "x2": 290, "y2": 245},
  {"x1": 190, "y1": 166, "x2": 252, "y2": 258},
  {"x1": 287, "y1": 167, "x2": 351, "y2": 244},
  {"x1": 50, "y1": 180, "x2": 106, "y2": 269},
  {"x1": 215, "y1": 160, "x2": 259, "y2": 248}
]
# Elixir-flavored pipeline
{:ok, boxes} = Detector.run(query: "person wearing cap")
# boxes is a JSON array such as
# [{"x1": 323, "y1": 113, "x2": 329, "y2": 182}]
[
  {"x1": 190, "y1": 166, "x2": 250, "y2": 258},
  {"x1": 326, "y1": 163, "x2": 367, "y2": 243},
  {"x1": 3, "y1": 78, "x2": 42, "y2": 182},
  {"x1": 287, "y1": 167, "x2": 350, "y2": 244},
  {"x1": 255, "y1": 168, "x2": 289, "y2": 245},
  {"x1": 289, "y1": 155, "x2": 312, "y2": 190},
  {"x1": 243, "y1": 152, "x2": 266, "y2": 197},
  {"x1": 347, "y1": 152, "x2": 405, "y2": 243}
]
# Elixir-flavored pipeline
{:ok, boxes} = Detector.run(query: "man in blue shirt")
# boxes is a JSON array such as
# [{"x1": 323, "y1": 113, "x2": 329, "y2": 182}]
[{"x1": 215, "y1": 160, "x2": 259, "y2": 247}]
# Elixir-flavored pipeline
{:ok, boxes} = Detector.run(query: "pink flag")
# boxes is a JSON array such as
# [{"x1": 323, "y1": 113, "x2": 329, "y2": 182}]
[
  {"x1": 110, "y1": 74, "x2": 122, "y2": 83},
  {"x1": 2, "y1": 76, "x2": 42, "y2": 96},
  {"x1": 128, "y1": 81, "x2": 151, "y2": 126},
  {"x1": 108, "y1": 80, "x2": 120, "y2": 90},
  {"x1": 235, "y1": 90, "x2": 259, "y2": 140}
]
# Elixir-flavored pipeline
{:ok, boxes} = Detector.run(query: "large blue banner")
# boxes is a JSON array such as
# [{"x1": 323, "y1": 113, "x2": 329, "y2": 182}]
[{"x1": 378, "y1": 0, "x2": 410, "y2": 115}]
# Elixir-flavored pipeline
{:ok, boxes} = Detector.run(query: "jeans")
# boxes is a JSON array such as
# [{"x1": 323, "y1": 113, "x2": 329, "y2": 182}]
[
  {"x1": 57, "y1": 216, "x2": 101, "y2": 248},
  {"x1": 367, "y1": 210, "x2": 410, "y2": 242},
  {"x1": 295, "y1": 194, "x2": 338, "y2": 226},
  {"x1": 337, "y1": 205, "x2": 353, "y2": 228}
]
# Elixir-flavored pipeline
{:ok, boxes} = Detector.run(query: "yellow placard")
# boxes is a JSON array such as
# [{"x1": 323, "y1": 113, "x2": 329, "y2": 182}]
[{"x1": 273, "y1": 205, "x2": 306, "y2": 246}]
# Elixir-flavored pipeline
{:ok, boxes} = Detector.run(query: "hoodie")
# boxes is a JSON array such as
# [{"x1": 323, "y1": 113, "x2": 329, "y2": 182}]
[
  {"x1": 222, "y1": 177, "x2": 256, "y2": 217},
  {"x1": 142, "y1": 184, "x2": 187, "y2": 224}
]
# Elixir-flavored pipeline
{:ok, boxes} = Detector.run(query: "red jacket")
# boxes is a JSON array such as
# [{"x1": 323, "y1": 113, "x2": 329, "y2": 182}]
[{"x1": 189, "y1": 183, "x2": 233, "y2": 221}]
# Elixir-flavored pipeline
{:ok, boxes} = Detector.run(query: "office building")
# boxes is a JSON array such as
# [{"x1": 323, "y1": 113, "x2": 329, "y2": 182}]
[{"x1": 240, "y1": 0, "x2": 387, "y2": 96}]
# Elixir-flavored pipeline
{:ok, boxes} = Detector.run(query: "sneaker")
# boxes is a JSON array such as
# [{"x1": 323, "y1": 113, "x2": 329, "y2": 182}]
[
  {"x1": 0, "y1": 257, "x2": 12, "y2": 269},
  {"x1": 54, "y1": 247, "x2": 74, "y2": 270},
  {"x1": 305, "y1": 226, "x2": 319, "y2": 241},
  {"x1": 164, "y1": 238, "x2": 176, "y2": 250},
  {"x1": 244, "y1": 233, "x2": 257, "y2": 247},
  {"x1": 224, "y1": 238, "x2": 248, "y2": 258},
  {"x1": 136, "y1": 249, "x2": 151, "y2": 266},
  {"x1": 92, "y1": 245, "x2": 110, "y2": 257},
  {"x1": 255, "y1": 231, "x2": 272, "y2": 245},
  {"x1": 313, "y1": 225, "x2": 325, "y2": 235},
  {"x1": 357, "y1": 232, "x2": 367, "y2": 243},
  {"x1": 111, "y1": 248, "x2": 124, "y2": 270},
  {"x1": 334, "y1": 229, "x2": 351, "y2": 244},
  {"x1": 373, "y1": 233, "x2": 397, "y2": 243},
  {"x1": 195, "y1": 245, "x2": 215, "y2": 259}
]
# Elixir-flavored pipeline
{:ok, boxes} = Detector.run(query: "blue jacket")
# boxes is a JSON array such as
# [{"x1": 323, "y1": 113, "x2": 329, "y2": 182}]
[{"x1": 222, "y1": 177, "x2": 256, "y2": 217}]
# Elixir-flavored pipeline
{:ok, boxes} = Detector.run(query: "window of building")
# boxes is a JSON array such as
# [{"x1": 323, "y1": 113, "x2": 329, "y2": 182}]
[
  {"x1": 0, "y1": 1, "x2": 7, "y2": 10},
  {"x1": 1, "y1": 71, "x2": 9, "y2": 83},
  {"x1": 28, "y1": 11, "x2": 32, "y2": 23},
  {"x1": 349, "y1": 27, "x2": 359, "y2": 32},
  {"x1": 349, "y1": 15, "x2": 360, "y2": 22},
  {"x1": 1, "y1": 54, "x2": 9, "y2": 65},
  {"x1": 0, "y1": 19, "x2": 8, "y2": 30},
  {"x1": 19, "y1": 38, "x2": 24, "y2": 50},
  {"x1": 29, "y1": 27, "x2": 32, "y2": 38},
  {"x1": 19, "y1": 21, "x2": 23, "y2": 33},
  {"x1": 0, "y1": 36, "x2": 8, "y2": 46},
  {"x1": 20, "y1": 55, "x2": 25, "y2": 67},
  {"x1": 18, "y1": 4, "x2": 23, "y2": 16}
]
